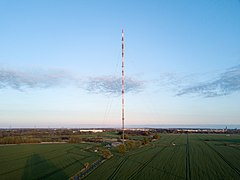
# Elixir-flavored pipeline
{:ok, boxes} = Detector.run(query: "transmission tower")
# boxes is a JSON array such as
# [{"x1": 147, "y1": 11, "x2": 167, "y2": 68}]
[{"x1": 122, "y1": 29, "x2": 125, "y2": 144}]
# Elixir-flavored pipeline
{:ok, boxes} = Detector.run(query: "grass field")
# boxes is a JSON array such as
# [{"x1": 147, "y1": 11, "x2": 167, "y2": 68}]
[
  {"x1": 1, "y1": 134, "x2": 240, "y2": 179},
  {"x1": 87, "y1": 134, "x2": 240, "y2": 180},
  {"x1": 0, "y1": 143, "x2": 100, "y2": 179}
]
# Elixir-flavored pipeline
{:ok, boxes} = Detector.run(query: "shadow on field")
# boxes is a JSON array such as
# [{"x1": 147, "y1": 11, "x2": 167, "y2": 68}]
[{"x1": 21, "y1": 153, "x2": 67, "y2": 180}]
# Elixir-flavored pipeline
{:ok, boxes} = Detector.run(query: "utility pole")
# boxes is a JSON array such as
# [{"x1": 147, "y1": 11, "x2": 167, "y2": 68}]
[{"x1": 122, "y1": 29, "x2": 125, "y2": 144}]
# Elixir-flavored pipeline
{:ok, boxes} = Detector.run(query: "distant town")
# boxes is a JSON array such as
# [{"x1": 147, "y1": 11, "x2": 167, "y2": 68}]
[{"x1": 0, "y1": 127, "x2": 239, "y2": 145}]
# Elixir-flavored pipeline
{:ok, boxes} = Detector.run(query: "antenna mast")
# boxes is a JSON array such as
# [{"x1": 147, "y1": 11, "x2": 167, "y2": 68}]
[{"x1": 122, "y1": 29, "x2": 125, "y2": 144}]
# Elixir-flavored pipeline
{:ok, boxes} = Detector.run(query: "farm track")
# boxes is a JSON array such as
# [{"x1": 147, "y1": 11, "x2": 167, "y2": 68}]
[
  {"x1": 107, "y1": 157, "x2": 129, "y2": 180},
  {"x1": 106, "y1": 141, "x2": 166, "y2": 180},
  {"x1": 161, "y1": 136, "x2": 180, "y2": 172},
  {"x1": 201, "y1": 136, "x2": 240, "y2": 177},
  {"x1": 127, "y1": 135, "x2": 180, "y2": 180},
  {"x1": 106, "y1": 144, "x2": 157, "y2": 179},
  {"x1": 124, "y1": 147, "x2": 185, "y2": 179},
  {"x1": 186, "y1": 134, "x2": 191, "y2": 180}
]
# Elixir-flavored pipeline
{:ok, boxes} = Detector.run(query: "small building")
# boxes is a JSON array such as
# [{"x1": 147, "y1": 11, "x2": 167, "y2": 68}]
[{"x1": 79, "y1": 129, "x2": 103, "y2": 133}]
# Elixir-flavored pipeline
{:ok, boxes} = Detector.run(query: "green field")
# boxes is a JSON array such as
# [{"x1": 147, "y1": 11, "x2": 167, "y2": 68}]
[
  {"x1": 0, "y1": 143, "x2": 100, "y2": 179},
  {"x1": 88, "y1": 134, "x2": 240, "y2": 180},
  {"x1": 1, "y1": 134, "x2": 240, "y2": 179}
]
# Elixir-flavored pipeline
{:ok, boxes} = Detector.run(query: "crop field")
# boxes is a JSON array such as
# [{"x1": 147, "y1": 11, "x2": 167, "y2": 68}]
[
  {"x1": 0, "y1": 143, "x2": 100, "y2": 179},
  {"x1": 1, "y1": 134, "x2": 240, "y2": 179},
  {"x1": 87, "y1": 134, "x2": 240, "y2": 180}
]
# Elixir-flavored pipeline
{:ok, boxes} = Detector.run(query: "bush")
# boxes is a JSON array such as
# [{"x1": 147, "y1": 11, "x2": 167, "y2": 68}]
[
  {"x1": 120, "y1": 134, "x2": 129, "y2": 139},
  {"x1": 69, "y1": 136, "x2": 82, "y2": 143},
  {"x1": 0, "y1": 136, "x2": 41, "y2": 144},
  {"x1": 135, "y1": 141, "x2": 142, "y2": 147},
  {"x1": 101, "y1": 149, "x2": 112, "y2": 159},
  {"x1": 143, "y1": 131, "x2": 150, "y2": 136},
  {"x1": 126, "y1": 140, "x2": 142, "y2": 150},
  {"x1": 142, "y1": 137, "x2": 150, "y2": 145},
  {"x1": 84, "y1": 162, "x2": 89, "y2": 169},
  {"x1": 126, "y1": 141, "x2": 135, "y2": 150},
  {"x1": 153, "y1": 134, "x2": 160, "y2": 140},
  {"x1": 117, "y1": 144, "x2": 127, "y2": 154}
]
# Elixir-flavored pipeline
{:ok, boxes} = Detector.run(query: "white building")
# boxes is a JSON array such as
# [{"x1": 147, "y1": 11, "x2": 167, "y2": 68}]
[{"x1": 79, "y1": 129, "x2": 103, "y2": 133}]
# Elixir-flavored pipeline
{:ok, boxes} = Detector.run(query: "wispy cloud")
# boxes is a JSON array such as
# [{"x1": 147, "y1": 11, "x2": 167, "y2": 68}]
[
  {"x1": 0, "y1": 68, "x2": 72, "y2": 90},
  {"x1": 86, "y1": 76, "x2": 144, "y2": 95},
  {"x1": 176, "y1": 65, "x2": 240, "y2": 97},
  {"x1": 0, "y1": 67, "x2": 144, "y2": 95}
]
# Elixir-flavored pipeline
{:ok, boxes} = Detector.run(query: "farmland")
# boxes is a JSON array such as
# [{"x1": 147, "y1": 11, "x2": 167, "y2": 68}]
[
  {"x1": 0, "y1": 143, "x2": 101, "y2": 179},
  {"x1": 87, "y1": 134, "x2": 240, "y2": 180},
  {"x1": 0, "y1": 133, "x2": 240, "y2": 179}
]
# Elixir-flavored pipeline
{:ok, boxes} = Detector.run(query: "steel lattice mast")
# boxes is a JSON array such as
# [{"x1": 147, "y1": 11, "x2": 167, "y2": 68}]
[{"x1": 122, "y1": 29, "x2": 125, "y2": 144}]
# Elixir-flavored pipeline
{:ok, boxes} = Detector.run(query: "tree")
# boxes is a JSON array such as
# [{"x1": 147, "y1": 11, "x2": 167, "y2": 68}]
[
  {"x1": 153, "y1": 134, "x2": 160, "y2": 140},
  {"x1": 135, "y1": 141, "x2": 142, "y2": 147},
  {"x1": 84, "y1": 162, "x2": 89, "y2": 169},
  {"x1": 142, "y1": 137, "x2": 150, "y2": 145},
  {"x1": 69, "y1": 136, "x2": 82, "y2": 143},
  {"x1": 121, "y1": 134, "x2": 129, "y2": 139},
  {"x1": 101, "y1": 149, "x2": 112, "y2": 159},
  {"x1": 143, "y1": 131, "x2": 150, "y2": 136},
  {"x1": 126, "y1": 140, "x2": 136, "y2": 150},
  {"x1": 117, "y1": 144, "x2": 126, "y2": 154}
]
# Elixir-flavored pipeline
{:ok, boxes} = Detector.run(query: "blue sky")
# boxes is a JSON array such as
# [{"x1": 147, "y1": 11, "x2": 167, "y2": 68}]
[{"x1": 0, "y1": 0, "x2": 240, "y2": 128}]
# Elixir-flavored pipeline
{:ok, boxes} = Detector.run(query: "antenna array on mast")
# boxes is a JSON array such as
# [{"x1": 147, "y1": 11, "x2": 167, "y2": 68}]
[{"x1": 122, "y1": 29, "x2": 125, "y2": 144}]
